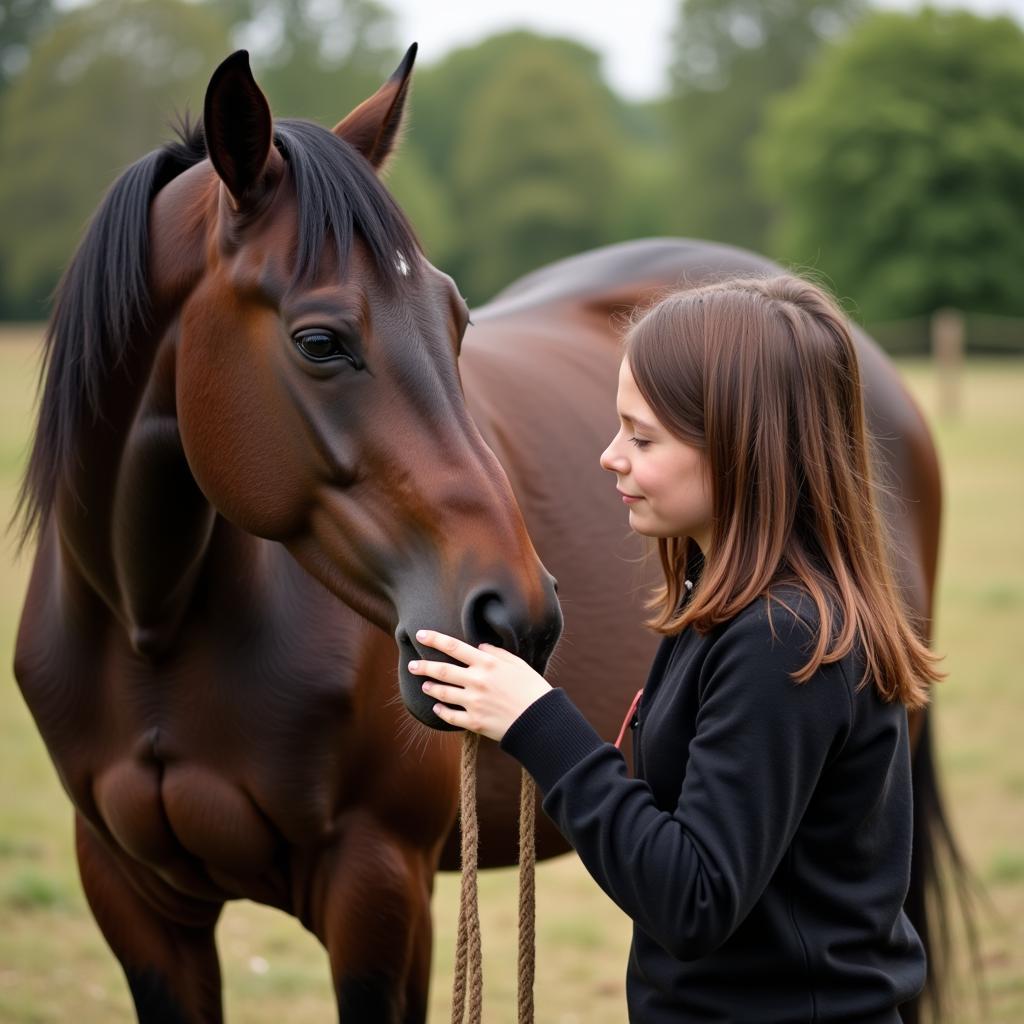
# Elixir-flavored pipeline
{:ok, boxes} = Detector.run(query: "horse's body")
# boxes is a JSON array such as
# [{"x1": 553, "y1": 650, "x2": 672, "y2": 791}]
[
  {"x1": 13, "y1": 48, "x2": 955, "y2": 1024},
  {"x1": 454, "y1": 236, "x2": 943, "y2": 872}
]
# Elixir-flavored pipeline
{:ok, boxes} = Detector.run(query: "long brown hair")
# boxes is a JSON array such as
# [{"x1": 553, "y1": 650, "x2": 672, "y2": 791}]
[{"x1": 623, "y1": 274, "x2": 943, "y2": 710}]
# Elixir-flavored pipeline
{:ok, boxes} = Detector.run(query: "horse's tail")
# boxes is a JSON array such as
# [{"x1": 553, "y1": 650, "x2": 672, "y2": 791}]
[{"x1": 902, "y1": 708, "x2": 986, "y2": 1024}]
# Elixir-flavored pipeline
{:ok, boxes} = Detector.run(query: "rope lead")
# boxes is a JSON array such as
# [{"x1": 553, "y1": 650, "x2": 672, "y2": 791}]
[{"x1": 451, "y1": 732, "x2": 537, "y2": 1024}]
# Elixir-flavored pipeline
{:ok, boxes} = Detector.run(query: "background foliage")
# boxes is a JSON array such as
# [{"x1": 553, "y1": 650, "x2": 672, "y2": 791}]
[
  {"x1": 3, "y1": 0, "x2": 1024, "y2": 325},
  {"x1": 664, "y1": 0, "x2": 867, "y2": 254},
  {"x1": 755, "y1": 9, "x2": 1024, "y2": 322},
  {"x1": 1, "y1": 2, "x2": 1022, "y2": 1019}
]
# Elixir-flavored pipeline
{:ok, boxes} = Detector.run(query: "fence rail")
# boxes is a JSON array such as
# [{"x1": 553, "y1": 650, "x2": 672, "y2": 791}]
[{"x1": 862, "y1": 311, "x2": 1024, "y2": 358}]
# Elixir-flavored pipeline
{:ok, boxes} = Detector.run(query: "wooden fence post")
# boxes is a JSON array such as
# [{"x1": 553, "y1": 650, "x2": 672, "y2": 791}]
[{"x1": 931, "y1": 308, "x2": 964, "y2": 419}]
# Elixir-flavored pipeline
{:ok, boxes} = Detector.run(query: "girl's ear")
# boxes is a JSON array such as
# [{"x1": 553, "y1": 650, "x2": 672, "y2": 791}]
[
  {"x1": 332, "y1": 43, "x2": 417, "y2": 172},
  {"x1": 204, "y1": 50, "x2": 275, "y2": 208}
]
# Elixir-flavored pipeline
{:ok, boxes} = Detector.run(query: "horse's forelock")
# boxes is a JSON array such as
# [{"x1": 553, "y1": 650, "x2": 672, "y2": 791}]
[{"x1": 271, "y1": 118, "x2": 421, "y2": 294}]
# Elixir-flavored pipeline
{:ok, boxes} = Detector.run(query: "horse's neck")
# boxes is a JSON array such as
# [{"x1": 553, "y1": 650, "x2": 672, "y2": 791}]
[{"x1": 56, "y1": 324, "x2": 216, "y2": 657}]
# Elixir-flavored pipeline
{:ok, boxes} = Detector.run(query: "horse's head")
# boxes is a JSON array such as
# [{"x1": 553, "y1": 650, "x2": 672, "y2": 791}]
[{"x1": 151, "y1": 48, "x2": 561, "y2": 728}]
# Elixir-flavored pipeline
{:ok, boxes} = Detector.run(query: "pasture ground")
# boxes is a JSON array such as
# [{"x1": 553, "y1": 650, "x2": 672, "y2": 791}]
[{"x1": 0, "y1": 326, "x2": 1020, "y2": 1022}]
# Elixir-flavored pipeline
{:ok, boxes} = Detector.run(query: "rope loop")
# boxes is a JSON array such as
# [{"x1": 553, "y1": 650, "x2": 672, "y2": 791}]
[{"x1": 451, "y1": 732, "x2": 537, "y2": 1024}]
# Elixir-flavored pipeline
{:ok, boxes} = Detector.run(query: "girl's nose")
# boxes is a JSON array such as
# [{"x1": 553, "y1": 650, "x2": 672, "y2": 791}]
[{"x1": 599, "y1": 438, "x2": 625, "y2": 473}]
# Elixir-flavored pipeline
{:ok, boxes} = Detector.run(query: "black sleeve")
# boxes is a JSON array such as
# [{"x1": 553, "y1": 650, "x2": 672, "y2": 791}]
[{"x1": 500, "y1": 609, "x2": 852, "y2": 960}]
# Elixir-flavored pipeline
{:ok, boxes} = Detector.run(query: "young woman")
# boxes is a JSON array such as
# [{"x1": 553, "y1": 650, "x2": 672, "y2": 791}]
[{"x1": 408, "y1": 275, "x2": 944, "y2": 1022}]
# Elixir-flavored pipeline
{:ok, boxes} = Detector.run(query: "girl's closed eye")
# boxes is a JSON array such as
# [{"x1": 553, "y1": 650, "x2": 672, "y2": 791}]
[{"x1": 630, "y1": 437, "x2": 650, "y2": 449}]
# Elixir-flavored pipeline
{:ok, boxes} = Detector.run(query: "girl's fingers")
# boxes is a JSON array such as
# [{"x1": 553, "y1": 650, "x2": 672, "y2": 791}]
[
  {"x1": 415, "y1": 630, "x2": 481, "y2": 666},
  {"x1": 419, "y1": 680, "x2": 466, "y2": 706},
  {"x1": 479, "y1": 642, "x2": 517, "y2": 662},
  {"x1": 431, "y1": 702, "x2": 470, "y2": 728},
  {"x1": 408, "y1": 659, "x2": 466, "y2": 683}
]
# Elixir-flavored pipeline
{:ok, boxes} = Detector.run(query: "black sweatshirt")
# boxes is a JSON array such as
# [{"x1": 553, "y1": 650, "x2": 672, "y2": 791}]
[{"x1": 501, "y1": 562, "x2": 926, "y2": 1023}]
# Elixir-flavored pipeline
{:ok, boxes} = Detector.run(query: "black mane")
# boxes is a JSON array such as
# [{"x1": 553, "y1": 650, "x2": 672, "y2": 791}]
[
  {"x1": 273, "y1": 118, "x2": 420, "y2": 290},
  {"x1": 13, "y1": 116, "x2": 421, "y2": 548}
]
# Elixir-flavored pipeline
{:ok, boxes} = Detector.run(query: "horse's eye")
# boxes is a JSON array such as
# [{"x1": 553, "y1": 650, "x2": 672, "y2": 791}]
[{"x1": 294, "y1": 329, "x2": 354, "y2": 364}]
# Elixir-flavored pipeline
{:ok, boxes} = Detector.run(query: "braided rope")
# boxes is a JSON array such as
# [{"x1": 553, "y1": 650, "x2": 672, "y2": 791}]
[
  {"x1": 517, "y1": 768, "x2": 537, "y2": 1022},
  {"x1": 451, "y1": 732, "x2": 482, "y2": 1024},
  {"x1": 451, "y1": 733, "x2": 537, "y2": 1024}
]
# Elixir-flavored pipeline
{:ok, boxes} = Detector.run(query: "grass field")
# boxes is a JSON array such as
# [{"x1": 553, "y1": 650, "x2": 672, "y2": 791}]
[{"x1": 0, "y1": 326, "x2": 1021, "y2": 1023}]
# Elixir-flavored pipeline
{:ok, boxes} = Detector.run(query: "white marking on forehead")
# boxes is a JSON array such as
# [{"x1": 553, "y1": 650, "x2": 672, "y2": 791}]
[{"x1": 395, "y1": 250, "x2": 409, "y2": 277}]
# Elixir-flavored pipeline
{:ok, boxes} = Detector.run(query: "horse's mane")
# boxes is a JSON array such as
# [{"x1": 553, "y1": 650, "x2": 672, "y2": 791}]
[
  {"x1": 273, "y1": 118, "x2": 420, "y2": 292},
  {"x1": 13, "y1": 116, "x2": 421, "y2": 550}
]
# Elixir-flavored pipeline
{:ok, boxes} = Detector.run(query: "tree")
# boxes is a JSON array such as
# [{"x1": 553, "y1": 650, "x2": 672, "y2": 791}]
[
  {"x1": 380, "y1": 29, "x2": 675, "y2": 296},
  {"x1": 0, "y1": 0, "x2": 230, "y2": 317},
  {"x1": 0, "y1": 0, "x2": 53, "y2": 94},
  {"x1": 223, "y1": 0, "x2": 400, "y2": 124},
  {"x1": 405, "y1": 32, "x2": 644, "y2": 302},
  {"x1": 408, "y1": 31, "x2": 624, "y2": 187},
  {"x1": 449, "y1": 43, "x2": 624, "y2": 303},
  {"x1": 666, "y1": 0, "x2": 866, "y2": 253},
  {"x1": 606, "y1": 139, "x2": 676, "y2": 245},
  {"x1": 755, "y1": 9, "x2": 1024, "y2": 321}
]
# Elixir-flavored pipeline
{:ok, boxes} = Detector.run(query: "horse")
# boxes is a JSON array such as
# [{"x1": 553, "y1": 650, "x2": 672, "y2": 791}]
[{"x1": 12, "y1": 45, "x2": 963, "y2": 1024}]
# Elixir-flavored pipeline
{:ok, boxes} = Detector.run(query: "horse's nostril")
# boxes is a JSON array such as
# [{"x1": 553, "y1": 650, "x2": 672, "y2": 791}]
[
  {"x1": 396, "y1": 629, "x2": 418, "y2": 660},
  {"x1": 464, "y1": 589, "x2": 513, "y2": 651}
]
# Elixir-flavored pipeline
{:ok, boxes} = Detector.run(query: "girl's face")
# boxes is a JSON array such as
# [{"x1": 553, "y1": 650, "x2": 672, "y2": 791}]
[{"x1": 599, "y1": 358, "x2": 713, "y2": 552}]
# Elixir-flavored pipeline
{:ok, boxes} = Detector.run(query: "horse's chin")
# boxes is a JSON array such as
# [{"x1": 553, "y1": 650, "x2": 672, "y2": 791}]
[{"x1": 397, "y1": 666, "x2": 463, "y2": 731}]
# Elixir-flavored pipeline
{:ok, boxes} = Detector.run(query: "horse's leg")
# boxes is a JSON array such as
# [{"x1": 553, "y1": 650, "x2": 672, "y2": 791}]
[
  {"x1": 400, "y1": 887, "x2": 433, "y2": 1024},
  {"x1": 310, "y1": 815, "x2": 435, "y2": 1024},
  {"x1": 75, "y1": 814, "x2": 224, "y2": 1023}
]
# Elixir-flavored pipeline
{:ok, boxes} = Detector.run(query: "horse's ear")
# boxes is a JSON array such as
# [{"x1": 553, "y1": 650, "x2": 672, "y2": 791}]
[
  {"x1": 204, "y1": 50, "x2": 274, "y2": 206},
  {"x1": 333, "y1": 43, "x2": 417, "y2": 171}
]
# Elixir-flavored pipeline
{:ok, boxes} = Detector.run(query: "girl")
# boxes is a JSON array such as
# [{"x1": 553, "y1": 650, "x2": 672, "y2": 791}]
[{"x1": 408, "y1": 275, "x2": 944, "y2": 1022}]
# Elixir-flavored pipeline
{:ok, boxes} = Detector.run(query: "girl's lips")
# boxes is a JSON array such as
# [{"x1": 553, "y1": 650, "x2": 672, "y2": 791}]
[{"x1": 618, "y1": 490, "x2": 643, "y2": 503}]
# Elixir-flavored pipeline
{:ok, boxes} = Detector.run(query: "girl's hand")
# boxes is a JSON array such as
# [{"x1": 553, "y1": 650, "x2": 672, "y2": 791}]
[{"x1": 409, "y1": 630, "x2": 552, "y2": 742}]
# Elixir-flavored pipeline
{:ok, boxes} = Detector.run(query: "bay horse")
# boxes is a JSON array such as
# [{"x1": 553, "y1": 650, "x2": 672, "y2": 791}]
[{"x1": 12, "y1": 45, "x2": 962, "y2": 1023}]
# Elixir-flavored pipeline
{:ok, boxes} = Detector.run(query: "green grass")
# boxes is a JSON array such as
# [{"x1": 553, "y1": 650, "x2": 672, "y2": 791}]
[{"x1": 0, "y1": 330, "x2": 1021, "y2": 1022}]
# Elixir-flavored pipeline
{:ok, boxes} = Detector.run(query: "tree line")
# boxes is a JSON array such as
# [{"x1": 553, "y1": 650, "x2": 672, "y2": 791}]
[{"x1": 2, "y1": 0, "x2": 1024, "y2": 328}]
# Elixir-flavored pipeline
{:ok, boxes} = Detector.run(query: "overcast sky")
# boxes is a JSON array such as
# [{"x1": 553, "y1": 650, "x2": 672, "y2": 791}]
[{"x1": 387, "y1": 0, "x2": 1024, "y2": 100}]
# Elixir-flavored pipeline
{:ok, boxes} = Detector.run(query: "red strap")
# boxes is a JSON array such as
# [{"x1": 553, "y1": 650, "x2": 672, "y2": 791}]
[{"x1": 614, "y1": 688, "x2": 644, "y2": 750}]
